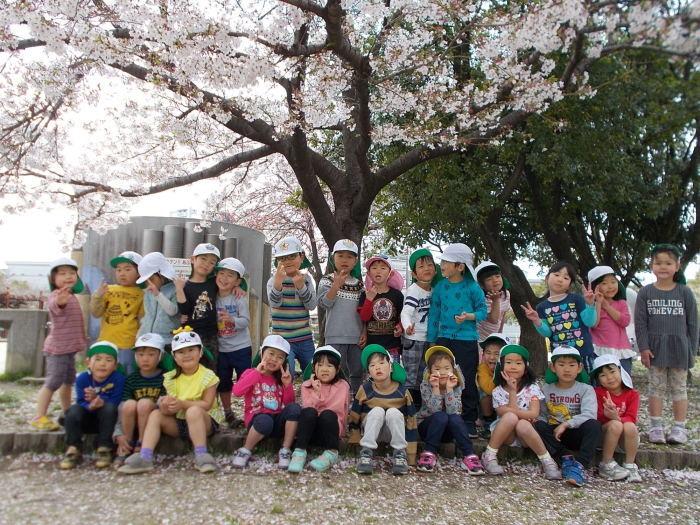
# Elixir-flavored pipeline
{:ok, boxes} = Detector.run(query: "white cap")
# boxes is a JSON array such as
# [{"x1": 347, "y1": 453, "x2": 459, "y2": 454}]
[
  {"x1": 136, "y1": 252, "x2": 176, "y2": 284},
  {"x1": 591, "y1": 354, "x2": 633, "y2": 389},
  {"x1": 588, "y1": 265, "x2": 615, "y2": 285},
  {"x1": 441, "y1": 243, "x2": 474, "y2": 265},
  {"x1": 172, "y1": 329, "x2": 203, "y2": 352},
  {"x1": 475, "y1": 261, "x2": 500, "y2": 277},
  {"x1": 192, "y1": 243, "x2": 220, "y2": 258},
  {"x1": 134, "y1": 333, "x2": 165, "y2": 353},
  {"x1": 332, "y1": 239, "x2": 358, "y2": 255},
  {"x1": 313, "y1": 345, "x2": 342, "y2": 361},
  {"x1": 217, "y1": 257, "x2": 245, "y2": 277},
  {"x1": 550, "y1": 345, "x2": 581, "y2": 361},
  {"x1": 273, "y1": 236, "x2": 304, "y2": 258},
  {"x1": 478, "y1": 332, "x2": 511, "y2": 349},
  {"x1": 261, "y1": 334, "x2": 291, "y2": 355},
  {"x1": 110, "y1": 251, "x2": 142, "y2": 268},
  {"x1": 49, "y1": 257, "x2": 79, "y2": 272}
]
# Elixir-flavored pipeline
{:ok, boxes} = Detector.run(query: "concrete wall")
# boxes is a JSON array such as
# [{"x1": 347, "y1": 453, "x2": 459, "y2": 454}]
[
  {"x1": 80, "y1": 217, "x2": 271, "y2": 351},
  {"x1": 0, "y1": 309, "x2": 47, "y2": 376}
]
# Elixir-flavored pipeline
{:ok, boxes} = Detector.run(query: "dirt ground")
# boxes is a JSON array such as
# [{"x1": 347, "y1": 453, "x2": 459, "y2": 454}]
[{"x1": 1, "y1": 453, "x2": 699, "y2": 525}]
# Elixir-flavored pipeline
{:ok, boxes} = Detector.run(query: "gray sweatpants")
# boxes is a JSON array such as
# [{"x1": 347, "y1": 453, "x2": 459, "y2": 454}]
[
  {"x1": 334, "y1": 343, "x2": 363, "y2": 394},
  {"x1": 360, "y1": 407, "x2": 407, "y2": 451}
]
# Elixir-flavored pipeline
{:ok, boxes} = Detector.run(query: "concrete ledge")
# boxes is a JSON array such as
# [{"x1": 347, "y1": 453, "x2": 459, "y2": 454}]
[{"x1": 3, "y1": 431, "x2": 699, "y2": 470}]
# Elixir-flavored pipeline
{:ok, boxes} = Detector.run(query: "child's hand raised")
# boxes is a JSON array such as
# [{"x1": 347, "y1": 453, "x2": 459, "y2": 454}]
[
  {"x1": 603, "y1": 392, "x2": 620, "y2": 420},
  {"x1": 281, "y1": 367, "x2": 292, "y2": 386},
  {"x1": 174, "y1": 277, "x2": 187, "y2": 292},
  {"x1": 501, "y1": 370, "x2": 518, "y2": 393},
  {"x1": 446, "y1": 374, "x2": 459, "y2": 389},
  {"x1": 55, "y1": 285, "x2": 72, "y2": 306},
  {"x1": 256, "y1": 360, "x2": 267, "y2": 373},
  {"x1": 311, "y1": 375, "x2": 321, "y2": 392},
  {"x1": 365, "y1": 283, "x2": 378, "y2": 301},
  {"x1": 454, "y1": 312, "x2": 469, "y2": 324},
  {"x1": 233, "y1": 286, "x2": 246, "y2": 298},
  {"x1": 292, "y1": 272, "x2": 306, "y2": 290},
  {"x1": 95, "y1": 281, "x2": 108, "y2": 298},
  {"x1": 147, "y1": 280, "x2": 160, "y2": 296},
  {"x1": 393, "y1": 322, "x2": 403, "y2": 338},
  {"x1": 583, "y1": 283, "x2": 595, "y2": 305},
  {"x1": 487, "y1": 290, "x2": 501, "y2": 302},
  {"x1": 520, "y1": 302, "x2": 541, "y2": 325},
  {"x1": 429, "y1": 374, "x2": 441, "y2": 389},
  {"x1": 332, "y1": 269, "x2": 348, "y2": 288}
]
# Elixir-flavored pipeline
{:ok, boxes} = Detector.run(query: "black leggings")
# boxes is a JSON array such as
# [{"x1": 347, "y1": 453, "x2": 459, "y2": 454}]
[
  {"x1": 64, "y1": 402, "x2": 118, "y2": 449},
  {"x1": 295, "y1": 407, "x2": 340, "y2": 450}
]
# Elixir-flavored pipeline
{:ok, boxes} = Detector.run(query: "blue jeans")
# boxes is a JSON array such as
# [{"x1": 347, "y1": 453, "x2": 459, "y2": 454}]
[
  {"x1": 287, "y1": 338, "x2": 315, "y2": 377},
  {"x1": 418, "y1": 411, "x2": 474, "y2": 456}
]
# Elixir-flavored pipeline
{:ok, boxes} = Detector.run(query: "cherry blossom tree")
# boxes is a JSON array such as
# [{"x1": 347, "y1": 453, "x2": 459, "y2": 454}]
[{"x1": 1, "y1": 1, "x2": 697, "y2": 248}]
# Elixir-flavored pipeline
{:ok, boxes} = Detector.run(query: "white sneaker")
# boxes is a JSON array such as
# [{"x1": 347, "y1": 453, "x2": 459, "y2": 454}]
[
  {"x1": 598, "y1": 460, "x2": 629, "y2": 481},
  {"x1": 667, "y1": 426, "x2": 688, "y2": 445},
  {"x1": 647, "y1": 427, "x2": 666, "y2": 444},
  {"x1": 278, "y1": 447, "x2": 292, "y2": 469},
  {"x1": 232, "y1": 447, "x2": 252, "y2": 468},
  {"x1": 623, "y1": 463, "x2": 642, "y2": 483}
]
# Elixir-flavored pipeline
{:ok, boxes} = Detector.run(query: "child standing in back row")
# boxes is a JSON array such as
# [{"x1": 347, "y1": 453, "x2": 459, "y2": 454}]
[
  {"x1": 176, "y1": 243, "x2": 220, "y2": 359},
  {"x1": 635, "y1": 244, "x2": 698, "y2": 445},
  {"x1": 521, "y1": 261, "x2": 597, "y2": 373},
  {"x1": 90, "y1": 251, "x2": 144, "y2": 375},
  {"x1": 587, "y1": 266, "x2": 634, "y2": 375},
  {"x1": 31, "y1": 258, "x2": 88, "y2": 431},
  {"x1": 475, "y1": 261, "x2": 512, "y2": 341},
  {"x1": 267, "y1": 236, "x2": 317, "y2": 376},
  {"x1": 358, "y1": 254, "x2": 405, "y2": 361},
  {"x1": 427, "y1": 243, "x2": 487, "y2": 436},
  {"x1": 401, "y1": 248, "x2": 440, "y2": 408},
  {"x1": 317, "y1": 239, "x2": 365, "y2": 394},
  {"x1": 136, "y1": 252, "x2": 180, "y2": 345}
]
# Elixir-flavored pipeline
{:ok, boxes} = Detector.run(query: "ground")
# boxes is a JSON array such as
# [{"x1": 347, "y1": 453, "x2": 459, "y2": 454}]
[{"x1": 0, "y1": 362, "x2": 699, "y2": 524}]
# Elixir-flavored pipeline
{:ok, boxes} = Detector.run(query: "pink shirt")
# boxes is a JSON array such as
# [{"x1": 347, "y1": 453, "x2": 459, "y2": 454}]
[
  {"x1": 591, "y1": 299, "x2": 631, "y2": 350},
  {"x1": 232, "y1": 368, "x2": 296, "y2": 427},
  {"x1": 477, "y1": 290, "x2": 511, "y2": 341},
  {"x1": 301, "y1": 379, "x2": 350, "y2": 437},
  {"x1": 43, "y1": 291, "x2": 87, "y2": 356}
]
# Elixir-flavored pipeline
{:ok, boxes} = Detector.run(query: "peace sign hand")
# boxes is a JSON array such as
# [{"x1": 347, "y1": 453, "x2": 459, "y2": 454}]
[
  {"x1": 583, "y1": 283, "x2": 595, "y2": 305},
  {"x1": 520, "y1": 302, "x2": 541, "y2": 325}
]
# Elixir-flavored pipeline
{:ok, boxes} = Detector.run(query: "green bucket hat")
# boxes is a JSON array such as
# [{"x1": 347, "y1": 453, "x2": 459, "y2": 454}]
[
  {"x1": 87, "y1": 341, "x2": 119, "y2": 360},
  {"x1": 493, "y1": 344, "x2": 529, "y2": 382},
  {"x1": 360, "y1": 344, "x2": 407, "y2": 384},
  {"x1": 408, "y1": 248, "x2": 442, "y2": 286},
  {"x1": 544, "y1": 346, "x2": 590, "y2": 384}
]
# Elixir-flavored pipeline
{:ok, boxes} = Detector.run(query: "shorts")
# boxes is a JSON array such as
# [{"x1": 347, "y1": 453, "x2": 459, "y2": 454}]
[
  {"x1": 216, "y1": 347, "x2": 252, "y2": 392},
  {"x1": 648, "y1": 366, "x2": 687, "y2": 401},
  {"x1": 478, "y1": 389, "x2": 491, "y2": 401},
  {"x1": 489, "y1": 418, "x2": 522, "y2": 447},
  {"x1": 401, "y1": 338, "x2": 428, "y2": 390},
  {"x1": 44, "y1": 353, "x2": 77, "y2": 391},
  {"x1": 176, "y1": 417, "x2": 219, "y2": 441}
]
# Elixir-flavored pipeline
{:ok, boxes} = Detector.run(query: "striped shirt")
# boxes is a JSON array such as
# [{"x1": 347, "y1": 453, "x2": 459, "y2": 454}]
[
  {"x1": 44, "y1": 291, "x2": 87, "y2": 355},
  {"x1": 348, "y1": 380, "x2": 418, "y2": 465},
  {"x1": 267, "y1": 274, "x2": 317, "y2": 343},
  {"x1": 122, "y1": 370, "x2": 165, "y2": 402}
]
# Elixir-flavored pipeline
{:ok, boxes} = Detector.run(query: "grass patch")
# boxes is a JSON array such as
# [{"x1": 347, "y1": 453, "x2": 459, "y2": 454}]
[
  {"x1": 270, "y1": 504, "x2": 284, "y2": 515},
  {"x1": 0, "y1": 371, "x2": 31, "y2": 382},
  {"x1": 0, "y1": 392, "x2": 19, "y2": 404}
]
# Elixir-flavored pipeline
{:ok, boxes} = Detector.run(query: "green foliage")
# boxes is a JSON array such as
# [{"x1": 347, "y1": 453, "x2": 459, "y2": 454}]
[{"x1": 375, "y1": 51, "x2": 699, "y2": 281}]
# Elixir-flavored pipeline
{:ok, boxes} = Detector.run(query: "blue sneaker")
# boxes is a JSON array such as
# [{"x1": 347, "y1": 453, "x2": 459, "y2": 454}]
[{"x1": 561, "y1": 455, "x2": 585, "y2": 487}]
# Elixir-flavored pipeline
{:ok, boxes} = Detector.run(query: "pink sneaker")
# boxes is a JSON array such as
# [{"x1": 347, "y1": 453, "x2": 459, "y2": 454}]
[
  {"x1": 460, "y1": 454, "x2": 485, "y2": 476},
  {"x1": 417, "y1": 451, "x2": 438, "y2": 473}
]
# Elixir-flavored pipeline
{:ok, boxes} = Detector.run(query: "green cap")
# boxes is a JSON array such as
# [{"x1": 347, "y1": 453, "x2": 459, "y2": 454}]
[
  {"x1": 360, "y1": 344, "x2": 407, "y2": 384},
  {"x1": 87, "y1": 341, "x2": 118, "y2": 360}
]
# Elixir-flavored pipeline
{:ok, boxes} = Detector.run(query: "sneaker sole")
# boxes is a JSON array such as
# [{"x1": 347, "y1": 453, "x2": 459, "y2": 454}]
[
  {"x1": 118, "y1": 466, "x2": 153, "y2": 475},
  {"x1": 196, "y1": 465, "x2": 217, "y2": 473},
  {"x1": 565, "y1": 478, "x2": 583, "y2": 487}
]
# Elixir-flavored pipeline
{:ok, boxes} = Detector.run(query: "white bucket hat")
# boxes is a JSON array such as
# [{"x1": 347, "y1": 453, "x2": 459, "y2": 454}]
[
  {"x1": 192, "y1": 243, "x2": 221, "y2": 258},
  {"x1": 440, "y1": 243, "x2": 476, "y2": 280},
  {"x1": 273, "y1": 236, "x2": 304, "y2": 258},
  {"x1": 136, "y1": 252, "x2": 176, "y2": 284},
  {"x1": 171, "y1": 329, "x2": 203, "y2": 352},
  {"x1": 332, "y1": 239, "x2": 358, "y2": 255},
  {"x1": 48, "y1": 257, "x2": 84, "y2": 293},
  {"x1": 217, "y1": 257, "x2": 245, "y2": 277},
  {"x1": 588, "y1": 265, "x2": 615, "y2": 285},
  {"x1": 591, "y1": 354, "x2": 633, "y2": 389},
  {"x1": 110, "y1": 251, "x2": 143, "y2": 268},
  {"x1": 133, "y1": 333, "x2": 166, "y2": 354},
  {"x1": 261, "y1": 334, "x2": 291, "y2": 355}
]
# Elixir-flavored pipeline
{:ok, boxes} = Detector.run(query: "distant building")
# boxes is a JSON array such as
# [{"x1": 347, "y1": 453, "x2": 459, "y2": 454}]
[{"x1": 3, "y1": 261, "x2": 51, "y2": 292}]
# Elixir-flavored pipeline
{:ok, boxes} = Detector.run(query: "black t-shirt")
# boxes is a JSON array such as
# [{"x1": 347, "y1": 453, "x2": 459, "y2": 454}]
[
  {"x1": 359, "y1": 287, "x2": 404, "y2": 350},
  {"x1": 177, "y1": 279, "x2": 218, "y2": 338}
]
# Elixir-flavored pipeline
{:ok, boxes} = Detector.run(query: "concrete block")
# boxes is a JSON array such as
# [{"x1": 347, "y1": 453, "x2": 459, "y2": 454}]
[
  {"x1": 0, "y1": 433, "x2": 14, "y2": 454},
  {"x1": 0, "y1": 309, "x2": 48, "y2": 376}
]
